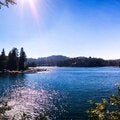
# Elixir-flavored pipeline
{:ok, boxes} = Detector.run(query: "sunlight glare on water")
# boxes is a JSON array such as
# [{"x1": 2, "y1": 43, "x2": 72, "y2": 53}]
[
  {"x1": 5, "y1": 87, "x2": 58, "y2": 119},
  {"x1": 0, "y1": 67, "x2": 120, "y2": 120}
]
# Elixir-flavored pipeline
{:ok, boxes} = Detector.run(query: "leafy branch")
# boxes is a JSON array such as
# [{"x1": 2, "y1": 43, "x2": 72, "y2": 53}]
[
  {"x1": 0, "y1": 0, "x2": 16, "y2": 8},
  {"x1": 87, "y1": 84, "x2": 120, "y2": 120}
]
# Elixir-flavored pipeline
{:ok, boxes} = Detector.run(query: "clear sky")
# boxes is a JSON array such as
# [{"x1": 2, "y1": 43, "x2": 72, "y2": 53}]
[{"x1": 0, "y1": 0, "x2": 120, "y2": 59}]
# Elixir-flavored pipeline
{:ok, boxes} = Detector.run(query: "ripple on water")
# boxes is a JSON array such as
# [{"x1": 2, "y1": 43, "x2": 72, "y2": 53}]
[{"x1": 3, "y1": 87, "x2": 59, "y2": 119}]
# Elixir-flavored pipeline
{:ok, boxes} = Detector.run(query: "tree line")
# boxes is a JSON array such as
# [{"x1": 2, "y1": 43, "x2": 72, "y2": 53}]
[
  {"x1": 27, "y1": 56, "x2": 120, "y2": 67},
  {"x1": 57, "y1": 57, "x2": 120, "y2": 67},
  {"x1": 0, "y1": 47, "x2": 27, "y2": 71}
]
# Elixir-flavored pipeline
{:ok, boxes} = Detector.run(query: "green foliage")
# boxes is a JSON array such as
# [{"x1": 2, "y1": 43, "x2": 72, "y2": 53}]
[
  {"x1": 0, "y1": 47, "x2": 27, "y2": 72},
  {"x1": 0, "y1": 49, "x2": 7, "y2": 71},
  {"x1": 8, "y1": 48, "x2": 19, "y2": 70},
  {"x1": 34, "y1": 114, "x2": 48, "y2": 120},
  {"x1": 87, "y1": 85, "x2": 120, "y2": 120},
  {"x1": 57, "y1": 57, "x2": 107, "y2": 67},
  {"x1": 19, "y1": 48, "x2": 27, "y2": 71},
  {"x1": 7, "y1": 48, "x2": 19, "y2": 71},
  {"x1": 0, "y1": 102, "x2": 49, "y2": 120},
  {"x1": 0, "y1": 102, "x2": 11, "y2": 120}
]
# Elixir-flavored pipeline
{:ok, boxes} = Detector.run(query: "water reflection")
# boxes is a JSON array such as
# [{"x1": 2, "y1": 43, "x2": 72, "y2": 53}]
[
  {"x1": 0, "y1": 74, "x2": 57, "y2": 119},
  {"x1": 6, "y1": 87, "x2": 56, "y2": 119},
  {"x1": 0, "y1": 67, "x2": 120, "y2": 120},
  {"x1": 0, "y1": 74, "x2": 26, "y2": 97},
  {"x1": 0, "y1": 74, "x2": 67, "y2": 119}
]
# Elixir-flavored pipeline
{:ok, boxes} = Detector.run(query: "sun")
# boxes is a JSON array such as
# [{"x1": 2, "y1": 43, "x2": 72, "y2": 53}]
[
  {"x1": 18, "y1": 0, "x2": 52, "y2": 27},
  {"x1": 19, "y1": 0, "x2": 39, "y2": 19},
  {"x1": 28, "y1": 0, "x2": 38, "y2": 18}
]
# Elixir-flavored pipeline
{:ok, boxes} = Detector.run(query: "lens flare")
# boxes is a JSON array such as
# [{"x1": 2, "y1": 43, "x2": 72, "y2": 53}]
[
  {"x1": 19, "y1": 0, "x2": 39, "y2": 21},
  {"x1": 28, "y1": 0, "x2": 39, "y2": 19}
]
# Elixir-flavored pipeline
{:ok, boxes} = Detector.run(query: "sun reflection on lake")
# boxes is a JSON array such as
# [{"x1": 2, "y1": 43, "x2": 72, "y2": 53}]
[{"x1": 5, "y1": 87, "x2": 57, "y2": 119}]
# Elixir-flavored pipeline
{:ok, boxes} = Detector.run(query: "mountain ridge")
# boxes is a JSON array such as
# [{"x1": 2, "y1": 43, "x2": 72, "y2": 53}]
[{"x1": 27, "y1": 55, "x2": 120, "y2": 67}]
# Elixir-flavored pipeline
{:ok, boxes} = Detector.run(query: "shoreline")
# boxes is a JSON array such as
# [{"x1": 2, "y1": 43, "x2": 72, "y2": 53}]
[{"x1": 0, "y1": 67, "x2": 48, "y2": 75}]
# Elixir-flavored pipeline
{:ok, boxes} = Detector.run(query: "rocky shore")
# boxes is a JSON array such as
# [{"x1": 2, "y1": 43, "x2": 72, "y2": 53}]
[
  {"x1": 24, "y1": 67, "x2": 48, "y2": 74},
  {"x1": 0, "y1": 67, "x2": 47, "y2": 75}
]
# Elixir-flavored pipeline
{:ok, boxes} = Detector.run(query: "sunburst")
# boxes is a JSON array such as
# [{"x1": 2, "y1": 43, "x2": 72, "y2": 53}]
[
  {"x1": 19, "y1": 0, "x2": 39, "y2": 20},
  {"x1": 18, "y1": 0, "x2": 53, "y2": 29},
  {"x1": 28, "y1": 0, "x2": 38, "y2": 18}
]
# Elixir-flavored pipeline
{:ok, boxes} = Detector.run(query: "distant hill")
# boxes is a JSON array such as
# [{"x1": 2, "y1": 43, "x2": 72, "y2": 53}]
[
  {"x1": 27, "y1": 55, "x2": 69, "y2": 66},
  {"x1": 27, "y1": 55, "x2": 120, "y2": 67},
  {"x1": 57, "y1": 57, "x2": 120, "y2": 67},
  {"x1": 57, "y1": 57, "x2": 107, "y2": 67}
]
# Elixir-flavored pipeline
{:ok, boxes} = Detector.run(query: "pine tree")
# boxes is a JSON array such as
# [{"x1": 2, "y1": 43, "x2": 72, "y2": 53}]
[
  {"x1": 7, "y1": 51, "x2": 12, "y2": 70},
  {"x1": 7, "y1": 48, "x2": 19, "y2": 70},
  {"x1": 19, "y1": 47, "x2": 27, "y2": 71},
  {"x1": 0, "y1": 49, "x2": 7, "y2": 71}
]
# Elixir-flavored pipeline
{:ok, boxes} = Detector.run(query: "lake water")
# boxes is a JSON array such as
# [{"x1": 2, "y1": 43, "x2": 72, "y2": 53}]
[{"x1": 0, "y1": 67, "x2": 120, "y2": 120}]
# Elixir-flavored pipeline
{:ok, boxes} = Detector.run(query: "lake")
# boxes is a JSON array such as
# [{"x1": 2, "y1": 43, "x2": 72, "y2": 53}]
[{"x1": 0, "y1": 67, "x2": 120, "y2": 120}]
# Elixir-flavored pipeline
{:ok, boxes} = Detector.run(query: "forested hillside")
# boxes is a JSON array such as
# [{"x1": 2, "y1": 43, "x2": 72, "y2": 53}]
[{"x1": 27, "y1": 56, "x2": 120, "y2": 67}]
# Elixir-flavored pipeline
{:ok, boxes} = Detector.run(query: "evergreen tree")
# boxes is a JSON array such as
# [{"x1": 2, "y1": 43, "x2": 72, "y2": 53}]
[
  {"x1": 1, "y1": 49, "x2": 5, "y2": 57},
  {"x1": 11, "y1": 48, "x2": 19, "y2": 70},
  {"x1": 7, "y1": 51, "x2": 12, "y2": 70},
  {"x1": 7, "y1": 48, "x2": 19, "y2": 70},
  {"x1": 0, "y1": 49, "x2": 7, "y2": 71},
  {"x1": 19, "y1": 48, "x2": 27, "y2": 70}
]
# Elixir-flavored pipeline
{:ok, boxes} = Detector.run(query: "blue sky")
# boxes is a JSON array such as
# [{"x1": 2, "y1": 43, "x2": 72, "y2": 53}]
[{"x1": 0, "y1": 0, "x2": 120, "y2": 59}]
